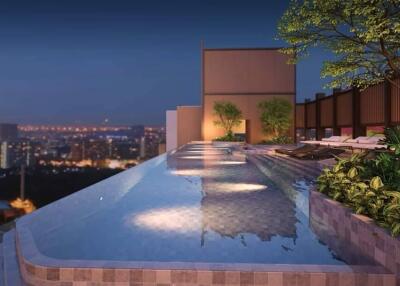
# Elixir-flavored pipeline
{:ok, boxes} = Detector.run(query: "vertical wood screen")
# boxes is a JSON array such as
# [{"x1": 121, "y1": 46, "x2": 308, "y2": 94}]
[
  {"x1": 320, "y1": 97, "x2": 333, "y2": 127},
  {"x1": 336, "y1": 91, "x2": 353, "y2": 127},
  {"x1": 306, "y1": 102, "x2": 316, "y2": 128},
  {"x1": 391, "y1": 78, "x2": 400, "y2": 124},
  {"x1": 360, "y1": 83, "x2": 385, "y2": 125},
  {"x1": 296, "y1": 104, "x2": 305, "y2": 128}
]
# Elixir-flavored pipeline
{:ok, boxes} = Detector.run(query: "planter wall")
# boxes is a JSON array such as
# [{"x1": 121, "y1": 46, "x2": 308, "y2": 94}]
[{"x1": 310, "y1": 190, "x2": 400, "y2": 283}]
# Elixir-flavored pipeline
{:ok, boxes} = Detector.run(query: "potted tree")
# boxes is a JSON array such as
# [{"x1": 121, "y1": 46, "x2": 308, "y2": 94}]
[
  {"x1": 258, "y1": 98, "x2": 293, "y2": 144},
  {"x1": 213, "y1": 101, "x2": 243, "y2": 142}
]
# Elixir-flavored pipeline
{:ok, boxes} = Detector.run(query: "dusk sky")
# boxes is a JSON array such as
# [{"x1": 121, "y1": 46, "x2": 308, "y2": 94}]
[{"x1": 0, "y1": 0, "x2": 331, "y2": 125}]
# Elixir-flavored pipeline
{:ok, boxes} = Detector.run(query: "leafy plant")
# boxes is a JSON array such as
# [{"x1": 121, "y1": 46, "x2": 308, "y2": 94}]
[
  {"x1": 364, "y1": 152, "x2": 400, "y2": 190},
  {"x1": 382, "y1": 126, "x2": 400, "y2": 155},
  {"x1": 277, "y1": 0, "x2": 400, "y2": 90},
  {"x1": 258, "y1": 98, "x2": 292, "y2": 140},
  {"x1": 317, "y1": 129, "x2": 400, "y2": 236},
  {"x1": 213, "y1": 101, "x2": 243, "y2": 139}
]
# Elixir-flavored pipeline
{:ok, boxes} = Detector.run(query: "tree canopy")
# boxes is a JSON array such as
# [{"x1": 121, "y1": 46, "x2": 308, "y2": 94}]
[
  {"x1": 259, "y1": 98, "x2": 292, "y2": 138},
  {"x1": 278, "y1": 0, "x2": 400, "y2": 89},
  {"x1": 213, "y1": 101, "x2": 242, "y2": 137}
]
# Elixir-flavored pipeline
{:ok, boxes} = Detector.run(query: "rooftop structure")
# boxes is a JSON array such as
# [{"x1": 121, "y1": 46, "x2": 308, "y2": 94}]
[{"x1": 167, "y1": 47, "x2": 296, "y2": 149}]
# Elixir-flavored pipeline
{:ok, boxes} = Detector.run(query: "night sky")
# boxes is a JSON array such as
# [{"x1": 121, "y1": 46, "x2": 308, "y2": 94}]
[{"x1": 0, "y1": 0, "x2": 330, "y2": 125}]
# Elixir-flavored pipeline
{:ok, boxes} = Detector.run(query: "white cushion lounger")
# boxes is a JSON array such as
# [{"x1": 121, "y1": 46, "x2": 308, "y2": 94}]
[
  {"x1": 346, "y1": 142, "x2": 387, "y2": 150},
  {"x1": 358, "y1": 135, "x2": 385, "y2": 144},
  {"x1": 346, "y1": 136, "x2": 370, "y2": 143},
  {"x1": 321, "y1": 136, "x2": 349, "y2": 142},
  {"x1": 300, "y1": 136, "x2": 350, "y2": 145}
]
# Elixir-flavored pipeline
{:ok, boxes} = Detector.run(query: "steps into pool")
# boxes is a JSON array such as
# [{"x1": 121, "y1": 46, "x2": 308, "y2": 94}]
[{"x1": 253, "y1": 154, "x2": 322, "y2": 181}]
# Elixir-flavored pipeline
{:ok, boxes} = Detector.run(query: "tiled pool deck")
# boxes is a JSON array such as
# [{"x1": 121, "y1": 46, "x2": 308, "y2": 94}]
[{"x1": 7, "y1": 143, "x2": 398, "y2": 285}]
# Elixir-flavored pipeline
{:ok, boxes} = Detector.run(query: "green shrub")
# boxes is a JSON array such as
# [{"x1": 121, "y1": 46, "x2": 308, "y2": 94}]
[
  {"x1": 317, "y1": 127, "x2": 400, "y2": 236},
  {"x1": 214, "y1": 134, "x2": 244, "y2": 142}
]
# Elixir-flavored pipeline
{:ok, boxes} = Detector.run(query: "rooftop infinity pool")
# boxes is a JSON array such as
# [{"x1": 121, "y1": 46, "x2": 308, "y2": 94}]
[{"x1": 17, "y1": 143, "x2": 378, "y2": 269}]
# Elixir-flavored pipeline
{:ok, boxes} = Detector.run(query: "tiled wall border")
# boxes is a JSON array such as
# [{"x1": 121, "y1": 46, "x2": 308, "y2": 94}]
[
  {"x1": 17, "y1": 256, "x2": 397, "y2": 286},
  {"x1": 310, "y1": 190, "x2": 400, "y2": 284},
  {"x1": 15, "y1": 213, "x2": 396, "y2": 285}
]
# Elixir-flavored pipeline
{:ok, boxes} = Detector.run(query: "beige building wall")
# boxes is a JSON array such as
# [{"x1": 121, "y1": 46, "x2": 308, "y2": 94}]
[
  {"x1": 203, "y1": 94, "x2": 295, "y2": 143},
  {"x1": 177, "y1": 106, "x2": 202, "y2": 147},
  {"x1": 202, "y1": 48, "x2": 296, "y2": 144}
]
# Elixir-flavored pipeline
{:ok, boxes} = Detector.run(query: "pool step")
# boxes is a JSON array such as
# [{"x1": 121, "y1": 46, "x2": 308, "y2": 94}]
[
  {"x1": 264, "y1": 154, "x2": 322, "y2": 178},
  {"x1": 254, "y1": 154, "x2": 320, "y2": 181},
  {"x1": 2, "y1": 230, "x2": 23, "y2": 286},
  {"x1": 265, "y1": 154, "x2": 322, "y2": 178},
  {"x1": 252, "y1": 155, "x2": 306, "y2": 182},
  {"x1": 254, "y1": 155, "x2": 306, "y2": 180}
]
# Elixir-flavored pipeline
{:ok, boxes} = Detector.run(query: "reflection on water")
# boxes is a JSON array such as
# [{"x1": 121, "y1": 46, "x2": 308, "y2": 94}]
[
  {"x1": 202, "y1": 182, "x2": 268, "y2": 194},
  {"x1": 127, "y1": 206, "x2": 201, "y2": 233},
  {"x1": 166, "y1": 144, "x2": 298, "y2": 244},
  {"x1": 201, "y1": 192, "x2": 297, "y2": 242}
]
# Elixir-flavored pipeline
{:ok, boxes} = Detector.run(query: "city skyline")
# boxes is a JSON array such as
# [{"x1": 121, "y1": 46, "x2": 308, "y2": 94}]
[{"x1": 0, "y1": 0, "x2": 331, "y2": 125}]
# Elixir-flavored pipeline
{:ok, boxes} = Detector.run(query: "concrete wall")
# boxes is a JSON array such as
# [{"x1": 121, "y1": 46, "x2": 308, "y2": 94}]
[
  {"x1": 202, "y1": 49, "x2": 296, "y2": 144},
  {"x1": 177, "y1": 106, "x2": 202, "y2": 147},
  {"x1": 166, "y1": 110, "x2": 177, "y2": 151}
]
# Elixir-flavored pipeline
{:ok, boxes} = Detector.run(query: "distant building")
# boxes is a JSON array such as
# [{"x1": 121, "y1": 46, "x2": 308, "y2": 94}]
[
  {"x1": 0, "y1": 140, "x2": 34, "y2": 169},
  {"x1": 140, "y1": 136, "x2": 146, "y2": 159},
  {"x1": 158, "y1": 143, "x2": 166, "y2": 155},
  {"x1": 69, "y1": 142, "x2": 85, "y2": 161},
  {"x1": 0, "y1": 123, "x2": 18, "y2": 142},
  {"x1": 166, "y1": 111, "x2": 177, "y2": 151},
  {"x1": 129, "y1": 125, "x2": 145, "y2": 139},
  {"x1": 144, "y1": 126, "x2": 165, "y2": 158},
  {"x1": 111, "y1": 141, "x2": 140, "y2": 159}
]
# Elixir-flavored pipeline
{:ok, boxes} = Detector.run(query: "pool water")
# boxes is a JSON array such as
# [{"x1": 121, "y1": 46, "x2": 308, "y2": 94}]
[{"x1": 25, "y1": 143, "x2": 375, "y2": 266}]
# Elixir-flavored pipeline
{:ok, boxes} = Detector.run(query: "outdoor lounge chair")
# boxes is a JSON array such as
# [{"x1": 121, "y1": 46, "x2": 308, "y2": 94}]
[
  {"x1": 300, "y1": 136, "x2": 350, "y2": 146},
  {"x1": 339, "y1": 135, "x2": 387, "y2": 150},
  {"x1": 293, "y1": 147, "x2": 346, "y2": 160},
  {"x1": 275, "y1": 144, "x2": 318, "y2": 155}
]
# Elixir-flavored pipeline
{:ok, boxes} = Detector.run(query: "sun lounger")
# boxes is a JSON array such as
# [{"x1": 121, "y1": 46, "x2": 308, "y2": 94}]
[
  {"x1": 301, "y1": 135, "x2": 387, "y2": 150},
  {"x1": 345, "y1": 136, "x2": 370, "y2": 143},
  {"x1": 275, "y1": 144, "x2": 318, "y2": 155},
  {"x1": 300, "y1": 136, "x2": 350, "y2": 146},
  {"x1": 345, "y1": 143, "x2": 387, "y2": 150},
  {"x1": 293, "y1": 147, "x2": 346, "y2": 160},
  {"x1": 339, "y1": 135, "x2": 386, "y2": 150}
]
